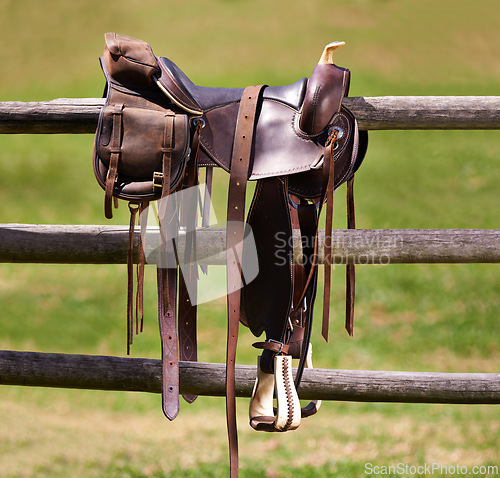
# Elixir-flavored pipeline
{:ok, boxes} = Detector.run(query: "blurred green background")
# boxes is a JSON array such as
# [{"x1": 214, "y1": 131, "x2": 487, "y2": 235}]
[{"x1": 1, "y1": 0, "x2": 499, "y2": 476}]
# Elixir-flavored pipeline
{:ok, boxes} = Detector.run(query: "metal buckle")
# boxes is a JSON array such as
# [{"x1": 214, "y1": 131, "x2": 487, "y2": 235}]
[
  {"x1": 267, "y1": 339, "x2": 285, "y2": 354},
  {"x1": 153, "y1": 171, "x2": 164, "y2": 190}
]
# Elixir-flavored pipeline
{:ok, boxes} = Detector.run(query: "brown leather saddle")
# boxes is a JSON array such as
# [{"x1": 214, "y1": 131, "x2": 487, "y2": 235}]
[{"x1": 93, "y1": 33, "x2": 368, "y2": 476}]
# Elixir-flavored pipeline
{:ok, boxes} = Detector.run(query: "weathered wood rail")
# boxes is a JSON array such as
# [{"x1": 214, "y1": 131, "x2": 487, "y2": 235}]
[
  {"x1": 0, "y1": 96, "x2": 499, "y2": 404},
  {"x1": 1, "y1": 224, "x2": 500, "y2": 265},
  {"x1": 1, "y1": 351, "x2": 499, "y2": 404},
  {"x1": 1, "y1": 96, "x2": 500, "y2": 133}
]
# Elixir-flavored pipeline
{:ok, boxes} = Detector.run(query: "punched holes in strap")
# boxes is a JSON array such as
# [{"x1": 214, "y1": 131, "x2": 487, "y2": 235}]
[
  {"x1": 158, "y1": 267, "x2": 180, "y2": 421},
  {"x1": 226, "y1": 85, "x2": 265, "y2": 478}
]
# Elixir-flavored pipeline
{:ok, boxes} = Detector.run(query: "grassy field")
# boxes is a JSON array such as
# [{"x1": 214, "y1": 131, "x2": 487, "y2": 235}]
[{"x1": 1, "y1": 0, "x2": 500, "y2": 476}]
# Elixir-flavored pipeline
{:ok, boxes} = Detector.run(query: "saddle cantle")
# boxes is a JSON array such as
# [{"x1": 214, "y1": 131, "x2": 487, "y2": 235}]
[{"x1": 92, "y1": 33, "x2": 368, "y2": 477}]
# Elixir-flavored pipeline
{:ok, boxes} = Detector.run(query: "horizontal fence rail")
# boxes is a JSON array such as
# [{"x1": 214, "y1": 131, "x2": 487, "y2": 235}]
[
  {"x1": 0, "y1": 224, "x2": 500, "y2": 265},
  {"x1": 1, "y1": 224, "x2": 500, "y2": 264},
  {"x1": 1, "y1": 96, "x2": 500, "y2": 133},
  {"x1": 1, "y1": 350, "x2": 499, "y2": 404}
]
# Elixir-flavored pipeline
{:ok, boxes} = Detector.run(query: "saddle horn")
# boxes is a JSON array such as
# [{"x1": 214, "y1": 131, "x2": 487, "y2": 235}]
[
  {"x1": 318, "y1": 41, "x2": 345, "y2": 65},
  {"x1": 298, "y1": 41, "x2": 350, "y2": 136}
]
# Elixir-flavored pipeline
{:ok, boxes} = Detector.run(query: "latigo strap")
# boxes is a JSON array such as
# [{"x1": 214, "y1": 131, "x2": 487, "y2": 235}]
[
  {"x1": 225, "y1": 85, "x2": 265, "y2": 478},
  {"x1": 158, "y1": 267, "x2": 179, "y2": 420}
]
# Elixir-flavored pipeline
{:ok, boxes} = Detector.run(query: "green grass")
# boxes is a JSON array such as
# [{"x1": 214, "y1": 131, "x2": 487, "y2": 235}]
[{"x1": 1, "y1": 0, "x2": 500, "y2": 476}]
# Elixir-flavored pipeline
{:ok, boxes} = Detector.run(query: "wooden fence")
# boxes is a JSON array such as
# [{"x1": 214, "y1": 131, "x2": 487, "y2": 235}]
[{"x1": 1, "y1": 96, "x2": 499, "y2": 404}]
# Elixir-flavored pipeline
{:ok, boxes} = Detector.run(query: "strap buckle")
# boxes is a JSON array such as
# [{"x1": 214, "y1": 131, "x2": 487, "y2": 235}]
[
  {"x1": 267, "y1": 339, "x2": 285, "y2": 354},
  {"x1": 153, "y1": 171, "x2": 164, "y2": 190}
]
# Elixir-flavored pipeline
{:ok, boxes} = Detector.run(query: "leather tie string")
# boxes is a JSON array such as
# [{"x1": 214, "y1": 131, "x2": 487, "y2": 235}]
[{"x1": 126, "y1": 202, "x2": 140, "y2": 354}]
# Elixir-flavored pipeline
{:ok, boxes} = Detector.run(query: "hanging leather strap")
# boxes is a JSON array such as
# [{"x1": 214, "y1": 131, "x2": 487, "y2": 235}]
[
  {"x1": 321, "y1": 130, "x2": 337, "y2": 342},
  {"x1": 345, "y1": 176, "x2": 356, "y2": 335},
  {"x1": 158, "y1": 267, "x2": 179, "y2": 420},
  {"x1": 178, "y1": 121, "x2": 203, "y2": 404},
  {"x1": 178, "y1": 274, "x2": 197, "y2": 404},
  {"x1": 156, "y1": 113, "x2": 177, "y2": 419},
  {"x1": 226, "y1": 85, "x2": 265, "y2": 478}
]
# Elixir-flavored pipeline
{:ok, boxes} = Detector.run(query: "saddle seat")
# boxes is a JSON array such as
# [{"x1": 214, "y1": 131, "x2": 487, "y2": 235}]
[
  {"x1": 156, "y1": 56, "x2": 308, "y2": 113},
  {"x1": 156, "y1": 56, "x2": 358, "y2": 185}
]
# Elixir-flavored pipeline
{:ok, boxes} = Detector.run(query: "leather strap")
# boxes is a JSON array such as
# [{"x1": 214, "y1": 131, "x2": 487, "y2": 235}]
[
  {"x1": 178, "y1": 274, "x2": 197, "y2": 404},
  {"x1": 226, "y1": 85, "x2": 265, "y2": 478},
  {"x1": 252, "y1": 341, "x2": 290, "y2": 354},
  {"x1": 156, "y1": 113, "x2": 178, "y2": 420},
  {"x1": 158, "y1": 267, "x2": 179, "y2": 420},
  {"x1": 178, "y1": 123, "x2": 203, "y2": 404},
  {"x1": 104, "y1": 104, "x2": 123, "y2": 219},
  {"x1": 157, "y1": 114, "x2": 174, "y2": 311},
  {"x1": 345, "y1": 176, "x2": 356, "y2": 335},
  {"x1": 321, "y1": 130, "x2": 337, "y2": 342}
]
